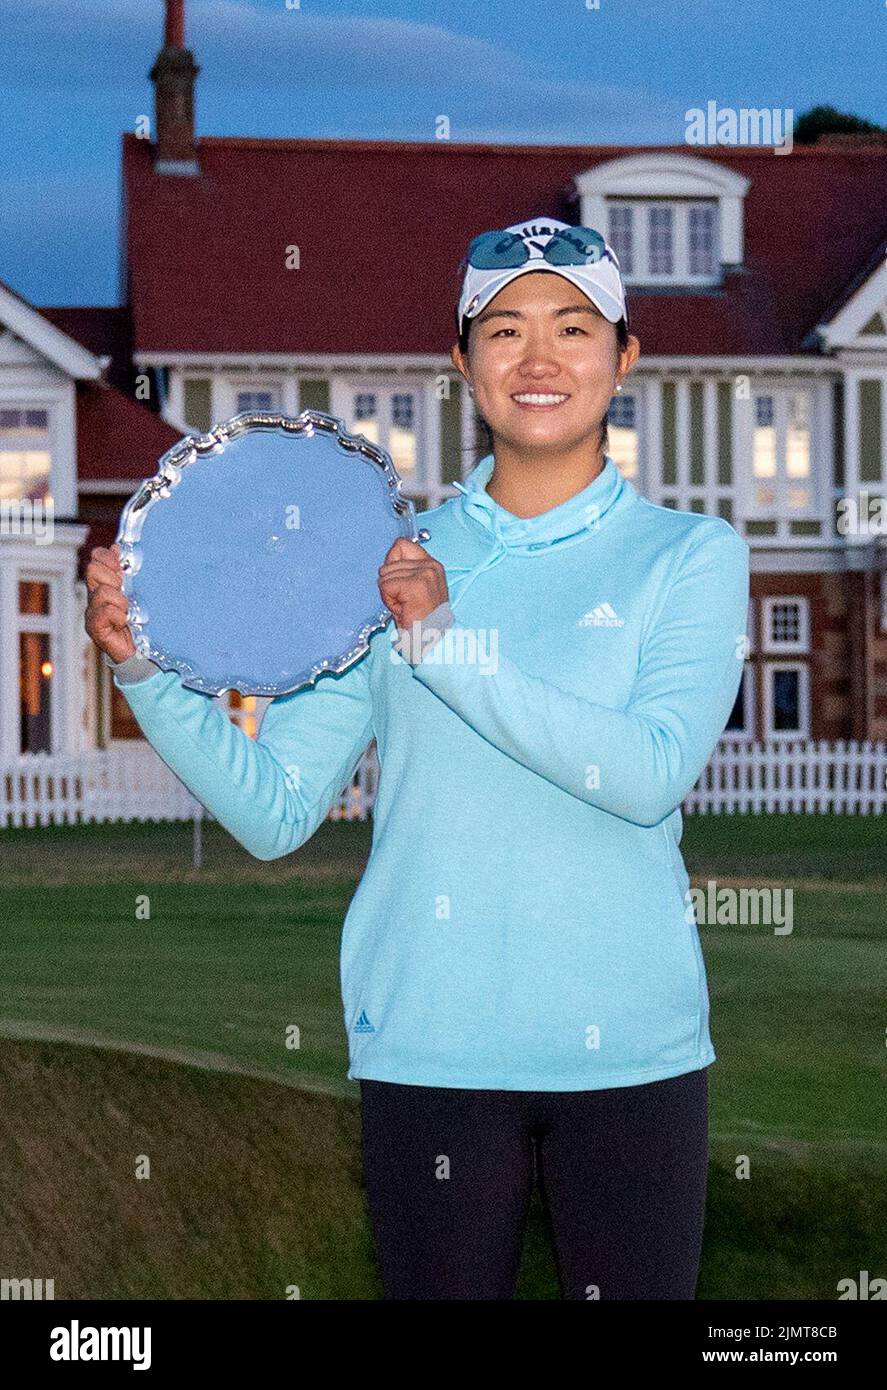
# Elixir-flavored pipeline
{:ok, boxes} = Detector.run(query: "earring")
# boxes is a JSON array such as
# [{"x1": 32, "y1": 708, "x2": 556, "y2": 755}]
[{"x1": 615, "y1": 383, "x2": 623, "y2": 393}]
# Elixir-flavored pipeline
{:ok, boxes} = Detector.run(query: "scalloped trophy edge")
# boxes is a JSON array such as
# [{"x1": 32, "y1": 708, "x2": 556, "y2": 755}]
[{"x1": 113, "y1": 410, "x2": 424, "y2": 697}]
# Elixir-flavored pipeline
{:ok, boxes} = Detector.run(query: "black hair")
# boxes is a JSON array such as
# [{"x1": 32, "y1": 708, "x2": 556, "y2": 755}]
[{"x1": 456, "y1": 310, "x2": 631, "y2": 459}]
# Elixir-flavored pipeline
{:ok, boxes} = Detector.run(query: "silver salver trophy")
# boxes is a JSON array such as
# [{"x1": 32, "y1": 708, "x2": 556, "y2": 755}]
[{"x1": 115, "y1": 410, "x2": 430, "y2": 697}]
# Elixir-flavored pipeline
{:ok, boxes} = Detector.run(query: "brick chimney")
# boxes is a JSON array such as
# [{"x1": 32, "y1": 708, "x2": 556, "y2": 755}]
[{"x1": 149, "y1": 0, "x2": 200, "y2": 174}]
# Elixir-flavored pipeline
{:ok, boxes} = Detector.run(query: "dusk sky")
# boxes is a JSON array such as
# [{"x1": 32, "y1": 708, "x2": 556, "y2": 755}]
[{"x1": 1, "y1": 0, "x2": 883, "y2": 306}]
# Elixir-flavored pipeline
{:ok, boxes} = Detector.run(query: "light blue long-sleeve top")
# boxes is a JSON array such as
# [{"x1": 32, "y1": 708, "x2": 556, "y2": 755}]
[{"x1": 112, "y1": 453, "x2": 749, "y2": 1090}]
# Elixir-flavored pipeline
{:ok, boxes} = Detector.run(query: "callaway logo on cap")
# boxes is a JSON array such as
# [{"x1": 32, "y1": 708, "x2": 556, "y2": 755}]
[{"x1": 456, "y1": 217, "x2": 628, "y2": 338}]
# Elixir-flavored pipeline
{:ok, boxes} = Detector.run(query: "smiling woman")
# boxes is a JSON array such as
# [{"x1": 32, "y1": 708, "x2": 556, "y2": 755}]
[
  {"x1": 456, "y1": 281, "x2": 633, "y2": 485},
  {"x1": 354, "y1": 215, "x2": 748, "y2": 1299},
  {"x1": 97, "y1": 213, "x2": 749, "y2": 1303}
]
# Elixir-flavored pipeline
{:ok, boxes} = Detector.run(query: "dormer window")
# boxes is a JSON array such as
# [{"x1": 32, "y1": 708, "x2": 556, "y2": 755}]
[
  {"x1": 575, "y1": 153, "x2": 749, "y2": 288},
  {"x1": 606, "y1": 200, "x2": 719, "y2": 284}
]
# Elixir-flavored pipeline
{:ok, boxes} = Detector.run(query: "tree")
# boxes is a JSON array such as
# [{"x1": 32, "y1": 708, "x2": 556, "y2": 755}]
[{"x1": 794, "y1": 105, "x2": 885, "y2": 144}]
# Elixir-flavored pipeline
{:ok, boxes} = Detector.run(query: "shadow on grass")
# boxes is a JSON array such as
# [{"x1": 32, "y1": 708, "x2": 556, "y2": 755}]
[{"x1": 2, "y1": 1038, "x2": 882, "y2": 1300}]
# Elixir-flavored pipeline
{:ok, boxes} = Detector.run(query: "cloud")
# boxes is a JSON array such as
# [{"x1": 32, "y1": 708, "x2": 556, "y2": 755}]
[
  {"x1": 0, "y1": 0, "x2": 523, "y2": 89},
  {"x1": 0, "y1": 0, "x2": 680, "y2": 146},
  {"x1": 0, "y1": 0, "x2": 648, "y2": 123}
]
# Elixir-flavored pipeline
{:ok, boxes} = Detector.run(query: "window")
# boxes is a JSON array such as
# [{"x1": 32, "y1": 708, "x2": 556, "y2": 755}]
[
  {"x1": 723, "y1": 599, "x2": 755, "y2": 738},
  {"x1": 762, "y1": 597, "x2": 810, "y2": 654},
  {"x1": 608, "y1": 205, "x2": 634, "y2": 275},
  {"x1": 750, "y1": 389, "x2": 813, "y2": 514},
  {"x1": 1, "y1": 407, "x2": 51, "y2": 502},
  {"x1": 19, "y1": 579, "x2": 50, "y2": 615},
  {"x1": 577, "y1": 154, "x2": 748, "y2": 278},
  {"x1": 724, "y1": 667, "x2": 754, "y2": 737},
  {"x1": 688, "y1": 205, "x2": 717, "y2": 277},
  {"x1": 110, "y1": 683, "x2": 142, "y2": 740},
  {"x1": 785, "y1": 392, "x2": 811, "y2": 508},
  {"x1": 753, "y1": 395, "x2": 776, "y2": 506},
  {"x1": 648, "y1": 206, "x2": 674, "y2": 275},
  {"x1": 392, "y1": 393, "x2": 414, "y2": 429},
  {"x1": 606, "y1": 200, "x2": 719, "y2": 284},
  {"x1": 763, "y1": 663, "x2": 810, "y2": 738},
  {"x1": 342, "y1": 384, "x2": 420, "y2": 481},
  {"x1": 607, "y1": 392, "x2": 639, "y2": 479},
  {"x1": 390, "y1": 394, "x2": 416, "y2": 478},
  {"x1": 744, "y1": 597, "x2": 754, "y2": 657},
  {"x1": 219, "y1": 691, "x2": 272, "y2": 740},
  {"x1": 18, "y1": 577, "x2": 54, "y2": 754},
  {"x1": 235, "y1": 386, "x2": 281, "y2": 414}
]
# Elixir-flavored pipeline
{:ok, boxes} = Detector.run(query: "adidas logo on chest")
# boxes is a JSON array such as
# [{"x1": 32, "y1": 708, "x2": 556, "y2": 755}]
[{"x1": 578, "y1": 602, "x2": 625, "y2": 628}]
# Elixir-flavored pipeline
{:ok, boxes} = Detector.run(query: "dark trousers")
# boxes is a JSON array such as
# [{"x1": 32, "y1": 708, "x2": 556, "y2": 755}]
[{"x1": 359, "y1": 1065, "x2": 709, "y2": 1299}]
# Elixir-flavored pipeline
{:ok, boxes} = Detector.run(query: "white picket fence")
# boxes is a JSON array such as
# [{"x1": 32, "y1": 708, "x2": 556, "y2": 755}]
[
  {"x1": 0, "y1": 743, "x2": 379, "y2": 829},
  {"x1": 1, "y1": 738, "x2": 884, "y2": 829},
  {"x1": 685, "y1": 738, "x2": 887, "y2": 815}
]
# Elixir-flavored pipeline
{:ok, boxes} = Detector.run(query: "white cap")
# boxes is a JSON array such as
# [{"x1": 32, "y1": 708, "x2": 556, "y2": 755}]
[{"x1": 457, "y1": 217, "x2": 628, "y2": 338}]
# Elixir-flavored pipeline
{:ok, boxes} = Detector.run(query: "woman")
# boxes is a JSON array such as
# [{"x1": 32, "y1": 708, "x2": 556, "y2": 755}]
[{"x1": 85, "y1": 216, "x2": 749, "y2": 1301}]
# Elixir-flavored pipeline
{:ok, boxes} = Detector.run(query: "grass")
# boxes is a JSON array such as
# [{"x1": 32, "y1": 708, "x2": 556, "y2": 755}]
[{"x1": 0, "y1": 813, "x2": 885, "y2": 1298}]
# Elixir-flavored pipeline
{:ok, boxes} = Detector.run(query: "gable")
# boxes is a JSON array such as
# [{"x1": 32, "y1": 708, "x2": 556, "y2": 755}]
[
  {"x1": 0, "y1": 280, "x2": 103, "y2": 380},
  {"x1": 0, "y1": 326, "x2": 52, "y2": 370},
  {"x1": 816, "y1": 248, "x2": 887, "y2": 351}
]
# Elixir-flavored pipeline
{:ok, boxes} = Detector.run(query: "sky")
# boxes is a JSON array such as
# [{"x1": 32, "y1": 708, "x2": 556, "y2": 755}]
[{"x1": 0, "y1": 0, "x2": 883, "y2": 306}]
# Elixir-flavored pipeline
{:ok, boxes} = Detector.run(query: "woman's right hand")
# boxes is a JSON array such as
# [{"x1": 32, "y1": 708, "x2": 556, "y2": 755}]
[{"x1": 84, "y1": 543, "x2": 136, "y2": 664}]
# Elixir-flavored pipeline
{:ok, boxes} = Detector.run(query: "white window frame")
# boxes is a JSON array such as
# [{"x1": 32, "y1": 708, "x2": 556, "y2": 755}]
[
  {"x1": 15, "y1": 569, "x2": 61, "y2": 755},
  {"x1": 740, "y1": 381, "x2": 822, "y2": 522},
  {"x1": 762, "y1": 661, "x2": 810, "y2": 740},
  {"x1": 230, "y1": 383, "x2": 283, "y2": 414},
  {"x1": 761, "y1": 596, "x2": 810, "y2": 655},
  {"x1": 0, "y1": 372, "x2": 77, "y2": 517},
  {"x1": 0, "y1": 400, "x2": 54, "y2": 504},
  {"x1": 216, "y1": 377, "x2": 286, "y2": 419},
  {"x1": 575, "y1": 152, "x2": 749, "y2": 268},
  {"x1": 331, "y1": 377, "x2": 430, "y2": 494},
  {"x1": 606, "y1": 199, "x2": 721, "y2": 286}
]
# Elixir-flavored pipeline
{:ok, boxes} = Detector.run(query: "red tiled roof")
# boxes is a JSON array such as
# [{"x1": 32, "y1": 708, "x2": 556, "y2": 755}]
[
  {"x1": 814, "y1": 233, "x2": 887, "y2": 326},
  {"x1": 123, "y1": 135, "x2": 887, "y2": 358},
  {"x1": 75, "y1": 381, "x2": 181, "y2": 566},
  {"x1": 40, "y1": 306, "x2": 137, "y2": 394},
  {"x1": 41, "y1": 305, "x2": 127, "y2": 359},
  {"x1": 75, "y1": 379, "x2": 181, "y2": 483}
]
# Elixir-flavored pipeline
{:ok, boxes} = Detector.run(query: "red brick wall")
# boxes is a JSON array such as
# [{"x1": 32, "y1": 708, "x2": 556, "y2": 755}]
[{"x1": 748, "y1": 570, "x2": 873, "y2": 739}]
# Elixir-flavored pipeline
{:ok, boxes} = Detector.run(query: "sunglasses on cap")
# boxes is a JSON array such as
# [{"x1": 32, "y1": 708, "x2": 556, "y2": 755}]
[{"x1": 465, "y1": 225, "x2": 613, "y2": 270}]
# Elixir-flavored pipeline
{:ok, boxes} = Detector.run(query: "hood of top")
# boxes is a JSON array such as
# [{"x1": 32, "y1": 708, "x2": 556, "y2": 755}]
[
  {"x1": 446, "y1": 453, "x2": 638, "y2": 611},
  {"x1": 454, "y1": 452, "x2": 634, "y2": 551}
]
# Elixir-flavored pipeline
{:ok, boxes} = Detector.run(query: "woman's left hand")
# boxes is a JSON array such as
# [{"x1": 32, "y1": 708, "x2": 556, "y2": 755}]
[{"x1": 378, "y1": 538, "x2": 449, "y2": 631}]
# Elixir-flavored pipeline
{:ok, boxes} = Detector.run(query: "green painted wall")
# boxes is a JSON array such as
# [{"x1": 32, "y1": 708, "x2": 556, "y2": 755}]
[
  {"x1": 661, "y1": 382, "x2": 676, "y2": 486},
  {"x1": 859, "y1": 379, "x2": 882, "y2": 483},
  {"x1": 182, "y1": 378, "x2": 212, "y2": 433}
]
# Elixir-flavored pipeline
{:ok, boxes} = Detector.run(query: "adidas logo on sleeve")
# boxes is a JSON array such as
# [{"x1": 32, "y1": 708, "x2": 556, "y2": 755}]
[{"x1": 578, "y1": 602, "x2": 625, "y2": 627}]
